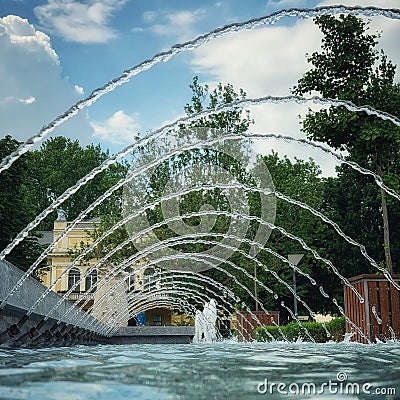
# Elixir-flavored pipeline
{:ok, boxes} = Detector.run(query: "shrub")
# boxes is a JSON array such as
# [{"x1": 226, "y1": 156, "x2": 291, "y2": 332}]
[
  {"x1": 302, "y1": 321, "x2": 328, "y2": 343},
  {"x1": 325, "y1": 316, "x2": 345, "y2": 341},
  {"x1": 253, "y1": 326, "x2": 285, "y2": 342},
  {"x1": 253, "y1": 326, "x2": 269, "y2": 341},
  {"x1": 283, "y1": 321, "x2": 302, "y2": 341},
  {"x1": 283, "y1": 321, "x2": 328, "y2": 342},
  {"x1": 253, "y1": 317, "x2": 346, "y2": 343}
]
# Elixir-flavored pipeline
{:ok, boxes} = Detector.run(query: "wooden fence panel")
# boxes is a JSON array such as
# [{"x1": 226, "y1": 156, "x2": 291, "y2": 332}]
[
  {"x1": 345, "y1": 275, "x2": 400, "y2": 343},
  {"x1": 236, "y1": 311, "x2": 280, "y2": 341}
]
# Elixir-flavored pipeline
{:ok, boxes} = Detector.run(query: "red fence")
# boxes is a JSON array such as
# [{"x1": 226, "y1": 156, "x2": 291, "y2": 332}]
[
  {"x1": 344, "y1": 274, "x2": 400, "y2": 343},
  {"x1": 236, "y1": 311, "x2": 280, "y2": 341}
]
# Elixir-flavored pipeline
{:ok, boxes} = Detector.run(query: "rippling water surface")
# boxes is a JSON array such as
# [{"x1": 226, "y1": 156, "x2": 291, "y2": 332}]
[{"x1": 0, "y1": 342, "x2": 399, "y2": 399}]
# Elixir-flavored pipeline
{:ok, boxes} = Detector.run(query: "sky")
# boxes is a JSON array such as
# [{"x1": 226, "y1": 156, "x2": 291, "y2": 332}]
[{"x1": 0, "y1": 0, "x2": 399, "y2": 176}]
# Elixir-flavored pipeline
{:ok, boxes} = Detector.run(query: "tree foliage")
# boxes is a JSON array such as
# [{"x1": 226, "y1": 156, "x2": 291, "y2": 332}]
[
  {"x1": 232, "y1": 153, "x2": 335, "y2": 318},
  {"x1": 0, "y1": 135, "x2": 44, "y2": 276},
  {"x1": 128, "y1": 77, "x2": 256, "y2": 257},
  {"x1": 29, "y1": 137, "x2": 128, "y2": 229},
  {"x1": 293, "y1": 14, "x2": 400, "y2": 274},
  {"x1": 0, "y1": 135, "x2": 128, "y2": 276}
]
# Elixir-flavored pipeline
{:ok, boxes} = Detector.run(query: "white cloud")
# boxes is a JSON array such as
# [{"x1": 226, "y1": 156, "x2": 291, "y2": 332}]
[
  {"x1": 19, "y1": 96, "x2": 36, "y2": 105},
  {"x1": 189, "y1": 1, "x2": 399, "y2": 176},
  {"x1": 90, "y1": 110, "x2": 141, "y2": 145},
  {"x1": 145, "y1": 8, "x2": 206, "y2": 41},
  {"x1": 34, "y1": 0, "x2": 127, "y2": 43},
  {"x1": 190, "y1": 20, "x2": 327, "y2": 170},
  {"x1": 0, "y1": 15, "x2": 59, "y2": 63},
  {"x1": 131, "y1": 27, "x2": 145, "y2": 33},
  {"x1": 143, "y1": 11, "x2": 158, "y2": 23},
  {"x1": 74, "y1": 85, "x2": 84, "y2": 95},
  {"x1": 250, "y1": 102, "x2": 340, "y2": 177},
  {"x1": 192, "y1": 21, "x2": 322, "y2": 97},
  {"x1": 268, "y1": 0, "x2": 308, "y2": 8},
  {"x1": 0, "y1": 15, "x2": 94, "y2": 145}
]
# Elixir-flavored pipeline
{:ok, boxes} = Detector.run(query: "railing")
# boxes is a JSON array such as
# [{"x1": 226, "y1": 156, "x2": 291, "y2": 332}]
[{"x1": 67, "y1": 292, "x2": 94, "y2": 301}]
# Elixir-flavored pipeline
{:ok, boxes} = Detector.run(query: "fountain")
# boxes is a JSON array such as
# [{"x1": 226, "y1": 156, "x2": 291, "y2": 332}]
[
  {"x1": 0, "y1": 3, "x2": 400, "y2": 399},
  {"x1": 193, "y1": 300, "x2": 219, "y2": 343}
]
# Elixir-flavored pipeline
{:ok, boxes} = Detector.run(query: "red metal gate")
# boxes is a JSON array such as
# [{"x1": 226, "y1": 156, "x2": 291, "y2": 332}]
[
  {"x1": 344, "y1": 274, "x2": 400, "y2": 343},
  {"x1": 236, "y1": 311, "x2": 280, "y2": 341}
]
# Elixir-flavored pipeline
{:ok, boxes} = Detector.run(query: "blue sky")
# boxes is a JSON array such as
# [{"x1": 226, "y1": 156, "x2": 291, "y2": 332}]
[{"x1": 1, "y1": 0, "x2": 399, "y2": 175}]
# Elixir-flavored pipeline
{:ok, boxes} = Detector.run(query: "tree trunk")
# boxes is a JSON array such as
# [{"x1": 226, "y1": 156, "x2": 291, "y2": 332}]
[{"x1": 376, "y1": 164, "x2": 393, "y2": 275}]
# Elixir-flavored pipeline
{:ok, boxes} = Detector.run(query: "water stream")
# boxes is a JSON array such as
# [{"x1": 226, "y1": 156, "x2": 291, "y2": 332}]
[
  {"x1": 0, "y1": 342, "x2": 399, "y2": 399},
  {"x1": 1, "y1": 7, "x2": 400, "y2": 399}
]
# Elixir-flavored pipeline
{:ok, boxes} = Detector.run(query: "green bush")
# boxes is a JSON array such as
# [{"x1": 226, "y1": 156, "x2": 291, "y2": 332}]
[
  {"x1": 283, "y1": 321, "x2": 327, "y2": 342},
  {"x1": 253, "y1": 326, "x2": 269, "y2": 341},
  {"x1": 302, "y1": 322, "x2": 328, "y2": 343},
  {"x1": 253, "y1": 326, "x2": 285, "y2": 342},
  {"x1": 325, "y1": 316, "x2": 345, "y2": 342},
  {"x1": 267, "y1": 326, "x2": 286, "y2": 341},
  {"x1": 253, "y1": 317, "x2": 346, "y2": 343},
  {"x1": 283, "y1": 321, "x2": 302, "y2": 341}
]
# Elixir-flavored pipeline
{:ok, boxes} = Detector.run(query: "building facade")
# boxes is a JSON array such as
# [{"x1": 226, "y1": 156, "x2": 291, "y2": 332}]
[{"x1": 40, "y1": 215, "x2": 194, "y2": 327}]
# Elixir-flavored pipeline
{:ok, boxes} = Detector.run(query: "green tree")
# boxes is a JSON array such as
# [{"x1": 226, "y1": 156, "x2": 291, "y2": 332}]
[
  {"x1": 0, "y1": 135, "x2": 129, "y2": 276},
  {"x1": 293, "y1": 15, "x2": 400, "y2": 274},
  {"x1": 320, "y1": 167, "x2": 391, "y2": 279},
  {"x1": 119, "y1": 77, "x2": 264, "y2": 310},
  {"x1": 0, "y1": 135, "x2": 44, "y2": 276},
  {"x1": 248, "y1": 153, "x2": 333, "y2": 318},
  {"x1": 143, "y1": 79, "x2": 333, "y2": 318},
  {"x1": 183, "y1": 75, "x2": 251, "y2": 133},
  {"x1": 29, "y1": 136, "x2": 128, "y2": 229},
  {"x1": 127, "y1": 77, "x2": 255, "y2": 255}
]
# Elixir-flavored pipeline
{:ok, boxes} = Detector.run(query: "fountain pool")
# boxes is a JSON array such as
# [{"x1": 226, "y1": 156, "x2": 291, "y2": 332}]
[
  {"x1": 0, "y1": 342, "x2": 399, "y2": 399},
  {"x1": 1, "y1": 3, "x2": 400, "y2": 399}
]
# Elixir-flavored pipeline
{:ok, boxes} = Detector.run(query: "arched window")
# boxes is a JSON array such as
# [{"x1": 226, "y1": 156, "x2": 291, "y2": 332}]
[
  {"x1": 127, "y1": 274, "x2": 135, "y2": 292},
  {"x1": 143, "y1": 268, "x2": 155, "y2": 288},
  {"x1": 125, "y1": 267, "x2": 135, "y2": 292},
  {"x1": 68, "y1": 268, "x2": 81, "y2": 293},
  {"x1": 85, "y1": 269, "x2": 97, "y2": 292}
]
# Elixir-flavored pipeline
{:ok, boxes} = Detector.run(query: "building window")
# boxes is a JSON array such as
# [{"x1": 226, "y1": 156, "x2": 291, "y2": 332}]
[
  {"x1": 68, "y1": 268, "x2": 81, "y2": 293},
  {"x1": 126, "y1": 274, "x2": 135, "y2": 292},
  {"x1": 124, "y1": 267, "x2": 135, "y2": 292},
  {"x1": 85, "y1": 269, "x2": 97, "y2": 292},
  {"x1": 153, "y1": 315, "x2": 162, "y2": 326},
  {"x1": 143, "y1": 268, "x2": 155, "y2": 288}
]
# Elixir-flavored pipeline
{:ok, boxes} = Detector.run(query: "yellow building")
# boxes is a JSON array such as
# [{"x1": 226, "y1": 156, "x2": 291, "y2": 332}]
[
  {"x1": 40, "y1": 215, "x2": 101, "y2": 312},
  {"x1": 40, "y1": 212, "x2": 194, "y2": 327}
]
